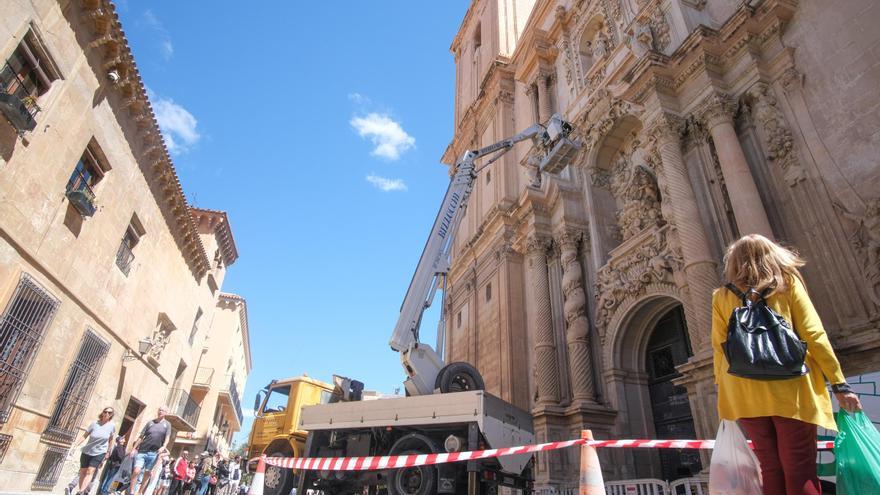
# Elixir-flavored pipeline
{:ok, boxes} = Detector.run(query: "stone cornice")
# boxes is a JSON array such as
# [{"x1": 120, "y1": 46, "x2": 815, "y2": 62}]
[
  {"x1": 218, "y1": 293, "x2": 252, "y2": 372},
  {"x1": 80, "y1": 1, "x2": 212, "y2": 279},
  {"x1": 190, "y1": 207, "x2": 239, "y2": 267}
]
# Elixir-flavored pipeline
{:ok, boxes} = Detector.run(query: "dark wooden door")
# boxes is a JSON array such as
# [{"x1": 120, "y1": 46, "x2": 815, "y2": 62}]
[{"x1": 645, "y1": 306, "x2": 702, "y2": 480}]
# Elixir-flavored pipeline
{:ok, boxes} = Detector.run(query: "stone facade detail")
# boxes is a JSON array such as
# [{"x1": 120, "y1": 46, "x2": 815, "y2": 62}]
[
  {"x1": 594, "y1": 225, "x2": 683, "y2": 332},
  {"x1": 526, "y1": 234, "x2": 561, "y2": 405},
  {"x1": 747, "y1": 83, "x2": 806, "y2": 186},
  {"x1": 556, "y1": 229, "x2": 597, "y2": 402},
  {"x1": 445, "y1": 0, "x2": 880, "y2": 487}
]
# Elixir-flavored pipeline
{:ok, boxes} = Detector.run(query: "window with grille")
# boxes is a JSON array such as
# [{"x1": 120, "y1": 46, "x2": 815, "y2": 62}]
[
  {"x1": 32, "y1": 445, "x2": 67, "y2": 490},
  {"x1": 0, "y1": 274, "x2": 59, "y2": 424},
  {"x1": 0, "y1": 433, "x2": 11, "y2": 463},
  {"x1": 43, "y1": 330, "x2": 109, "y2": 443},
  {"x1": 188, "y1": 308, "x2": 203, "y2": 346},
  {"x1": 65, "y1": 142, "x2": 109, "y2": 217},
  {"x1": 116, "y1": 214, "x2": 145, "y2": 276},
  {"x1": 1, "y1": 29, "x2": 61, "y2": 117}
]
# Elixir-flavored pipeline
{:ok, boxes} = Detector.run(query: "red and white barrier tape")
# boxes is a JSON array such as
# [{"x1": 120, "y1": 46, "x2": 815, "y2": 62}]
[{"x1": 258, "y1": 438, "x2": 835, "y2": 471}]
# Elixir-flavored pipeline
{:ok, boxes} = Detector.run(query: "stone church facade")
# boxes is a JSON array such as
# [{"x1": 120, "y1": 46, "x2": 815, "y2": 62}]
[{"x1": 443, "y1": 0, "x2": 880, "y2": 487}]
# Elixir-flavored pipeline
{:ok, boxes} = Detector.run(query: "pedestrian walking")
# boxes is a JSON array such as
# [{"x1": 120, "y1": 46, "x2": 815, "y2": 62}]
[
  {"x1": 196, "y1": 451, "x2": 216, "y2": 495},
  {"x1": 169, "y1": 450, "x2": 189, "y2": 495},
  {"x1": 153, "y1": 452, "x2": 173, "y2": 495},
  {"x1": 184, "y1": 459, "x2": 197, "y2": 495},
  {"x1": 69, "y1": 406, "x2": 117, "y2": 495},
  {"x1": 99, "y1": 436, "x2": 128, "y2": 495},
  {"x1": 712, "y1": 234, "x2": 863, "y2": 495},
  {"x1": 227, "y1": 456, "x2": 241, "y2": 495},
  {"x1": 129, "y1": 406, "x2": 171, "y2": 495}
]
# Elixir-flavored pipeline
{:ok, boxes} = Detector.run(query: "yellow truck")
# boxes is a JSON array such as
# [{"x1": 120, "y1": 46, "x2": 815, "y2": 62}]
[{"x1": 247, "y1": 375, "x2": 334, "y2": 495}]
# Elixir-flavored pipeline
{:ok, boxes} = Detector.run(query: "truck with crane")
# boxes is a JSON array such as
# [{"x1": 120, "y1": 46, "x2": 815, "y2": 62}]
[{"x1": 257, "y1": 115, "x2": 578, "y2": 495}]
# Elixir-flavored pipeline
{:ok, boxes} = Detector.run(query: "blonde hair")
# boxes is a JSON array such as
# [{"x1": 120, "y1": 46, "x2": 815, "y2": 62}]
[{"x1": 723, "y1": 234, "x2": 805, "y2": 294}]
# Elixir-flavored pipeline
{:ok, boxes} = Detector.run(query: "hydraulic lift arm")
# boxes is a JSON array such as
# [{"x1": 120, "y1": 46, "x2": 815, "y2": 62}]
[{"x1": 389, "y1": 114, "x2": 579, "y2": 397}]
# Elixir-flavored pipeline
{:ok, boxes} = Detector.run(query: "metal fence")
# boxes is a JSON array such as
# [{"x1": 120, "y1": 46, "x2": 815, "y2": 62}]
[
  {"x1": 43, "y1": 330, "x2": 110, "y2": 442},
  {"x1": 0, "y1": 274, "x2": 59, "y2": 423},
  {"x1": 533, "y1": 478, "x2": 708, "y2": 495}
]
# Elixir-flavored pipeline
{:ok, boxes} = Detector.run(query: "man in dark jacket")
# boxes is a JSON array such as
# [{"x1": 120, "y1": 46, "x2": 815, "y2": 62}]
[{"x1": 100, "y1": 436, "x2": 128, "y2": 495}]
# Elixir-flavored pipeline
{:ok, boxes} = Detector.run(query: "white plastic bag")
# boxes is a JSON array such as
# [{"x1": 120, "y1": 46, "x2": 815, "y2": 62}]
[{"x1": 709, "y1": 420, "x2": 762, "y2": 495}]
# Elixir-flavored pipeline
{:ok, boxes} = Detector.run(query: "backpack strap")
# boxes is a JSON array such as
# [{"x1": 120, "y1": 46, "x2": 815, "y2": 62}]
[{"x1": 725, "y1": 283, "x2": 746, "y2": 300}]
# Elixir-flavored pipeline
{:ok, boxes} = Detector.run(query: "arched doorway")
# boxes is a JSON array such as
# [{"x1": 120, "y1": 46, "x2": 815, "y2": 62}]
[{"x1": 645, "y1": 305, "x2": 702, "y2": 479}]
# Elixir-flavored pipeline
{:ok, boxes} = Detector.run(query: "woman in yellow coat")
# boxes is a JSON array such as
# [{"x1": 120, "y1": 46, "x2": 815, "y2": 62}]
[{"x1": 712, "y1": 235, "x2": 861, "y2": 495}]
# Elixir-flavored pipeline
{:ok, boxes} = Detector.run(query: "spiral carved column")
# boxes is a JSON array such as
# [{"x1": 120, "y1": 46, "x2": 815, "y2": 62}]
[
  {"x1": 527, "y1": 234, "x2": 560, "y2": 405},
  {"x1": 557, "y1": 229, "x2": 596, "y2": 402},
  {"x1": 646, "y1": 114, "x2": 720, "y2": 353}
]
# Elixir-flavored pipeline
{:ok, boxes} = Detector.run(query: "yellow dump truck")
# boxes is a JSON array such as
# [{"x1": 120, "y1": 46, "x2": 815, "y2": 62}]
[{"x1": 247, "y1": 375, "x2": 334, "y2": 495}]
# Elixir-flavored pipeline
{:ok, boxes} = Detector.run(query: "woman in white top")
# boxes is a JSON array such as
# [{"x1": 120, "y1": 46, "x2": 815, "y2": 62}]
[{"x1": 72, "y1": 406, "x2": 117, "y2": 495}]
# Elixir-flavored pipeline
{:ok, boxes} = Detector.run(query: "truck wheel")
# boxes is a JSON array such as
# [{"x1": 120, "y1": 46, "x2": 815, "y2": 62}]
[
  {"x1": 263, "y1": 449, "x2": 295, "y2": 495},
  {"x1": 388, "y1": 434, "x2": 440, "y2": 495},
  {"x1": 435, "y1": 362, "x2": 485, "y2": 393},
  {"x1": 388, "y1": 449, "x2": 436, "y2": 495}
]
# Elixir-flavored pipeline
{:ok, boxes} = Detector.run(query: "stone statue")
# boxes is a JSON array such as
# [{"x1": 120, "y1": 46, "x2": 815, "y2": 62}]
[
  {"x1": 616, "y1": 165, "x2": 663, "y2": 240},
  {"x1": 834, "y1": 198, "x2": 880, "y2": 305}
]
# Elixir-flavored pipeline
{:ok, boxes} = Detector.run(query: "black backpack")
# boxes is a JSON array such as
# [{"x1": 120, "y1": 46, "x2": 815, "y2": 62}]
[{"x1": 722, "y1": 284, "x2": 808, "y2": 380}]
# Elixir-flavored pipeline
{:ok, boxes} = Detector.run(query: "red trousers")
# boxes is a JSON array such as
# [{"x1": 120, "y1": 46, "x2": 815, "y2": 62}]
[{"x1": 739, "y1": 416, "x2": 820, "y2": 495}]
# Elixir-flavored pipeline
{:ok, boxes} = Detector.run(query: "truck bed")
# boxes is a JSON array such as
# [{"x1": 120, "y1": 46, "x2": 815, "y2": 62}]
[{"x1": 299, "y1": 390, "x2": 535, "y2": 474}]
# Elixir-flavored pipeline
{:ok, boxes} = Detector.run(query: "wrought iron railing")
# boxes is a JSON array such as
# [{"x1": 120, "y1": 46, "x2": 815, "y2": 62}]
[
  {"x1": 222, "y1": 374, "x2": 243, "y2": 424},
  {"x1": 65, "y1": 167, "x2": 97, "y2": 216},
  {"x1": 167, "y1": 388, "x2": 201, "y2": 429},
  {"x1": 115, "y1": 239, "x2": 135, "y2": 275},
  {"x1": 0, "y1": 62, "x2": 41, "y2": 117},
  {"x1": 32, "y1": 445, "x2": 67, "y2": 490},
  {"x1": 193, "y1": 367, "x2": 214, "y2": 387}
]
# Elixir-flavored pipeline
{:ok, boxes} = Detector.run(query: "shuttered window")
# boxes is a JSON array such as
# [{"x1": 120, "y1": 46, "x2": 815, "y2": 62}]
[
  {"x1": 43, "y1": 330, "x2": 110, "y2": 442},
  {"x1": 0, "y1": 274, "x2": 59, "y2": 423}
]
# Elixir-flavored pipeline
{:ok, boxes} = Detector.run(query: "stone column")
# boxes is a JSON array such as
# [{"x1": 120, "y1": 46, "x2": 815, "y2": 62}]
[
  {"x1": 646, "y1": 114, "x2": 719, "y2": 353},
  {"x1": 527, "y1": 234, "x2": 560, "y2": 405},
  {"x1": 536, "y1": 73, "x2": 553, "y2": 123},
  {"x1": 557, "y1": 229, "x2": 596, "y2": 403},
  {"x1": 699, "y1": 93, "x2": 774, "y2": 238},
  {"x1": 526, "y1": 84, "x2": 539, "y2": 123}
]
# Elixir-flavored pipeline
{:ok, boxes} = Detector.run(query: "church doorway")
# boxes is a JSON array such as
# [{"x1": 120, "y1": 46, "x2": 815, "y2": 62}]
[{"x1": 645, "y1": 305, "x2": 702, "y2": 480}]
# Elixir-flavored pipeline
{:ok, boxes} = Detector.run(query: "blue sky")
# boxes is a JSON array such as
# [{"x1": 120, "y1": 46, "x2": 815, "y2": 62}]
[{"x1": 115, "y1": 2, "x2": 471, "y2": 445}]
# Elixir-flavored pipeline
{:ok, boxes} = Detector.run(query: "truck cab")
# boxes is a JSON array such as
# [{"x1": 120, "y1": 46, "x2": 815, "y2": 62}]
[{"x1": 247, "y1": 376, "x2": 334, "y2": 495}]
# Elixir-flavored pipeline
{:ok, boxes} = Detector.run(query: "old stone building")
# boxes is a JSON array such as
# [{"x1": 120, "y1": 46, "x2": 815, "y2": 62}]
[
  {"x1": 0, "y1": 1, "x2": 250, "y2": 490},
  {"x1": 444, "y1": 0, "x2": 880, "y2": 487}
]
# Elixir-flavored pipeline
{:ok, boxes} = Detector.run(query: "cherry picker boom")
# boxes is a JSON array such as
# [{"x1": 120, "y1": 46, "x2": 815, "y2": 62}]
[{"x1": 294, "y1": 115, "x2": 579, "y2": 495}]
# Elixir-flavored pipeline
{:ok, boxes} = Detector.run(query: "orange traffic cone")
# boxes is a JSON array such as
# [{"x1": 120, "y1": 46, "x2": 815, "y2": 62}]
[
  {"x1": 579, "y1": 430, "x2": 605, "y2": 495},
  {"x1": 247, "y1": 455, "x2": 267, "y2": 495}
]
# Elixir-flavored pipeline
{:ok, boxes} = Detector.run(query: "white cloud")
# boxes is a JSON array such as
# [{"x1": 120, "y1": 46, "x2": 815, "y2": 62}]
[
  {"x1": 148, "y1": 90, "x2": 201, "y2": 155},
  {"x1": 348, "y1": 92, "x2": 370, "y2": 105},
  {"x1": 161, "y1": 40, "x2": 174, "y2": 60},
  {"x1": 350, "y1": 113, "x2": 415, "y2": 161},
  {"x1": 242, "y1": 408, "x2": 255, "y2": 419},
  {"x1": 366, "y1": 174, "x2": 407, "y2": 192},
  {"x1": 142, "y1": 10, "x2": 174, "y2": 61}
]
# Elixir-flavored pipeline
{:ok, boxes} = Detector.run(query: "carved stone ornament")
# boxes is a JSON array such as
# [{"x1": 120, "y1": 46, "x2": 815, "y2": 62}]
[
  {"x1": 833, "y1": 198, "x2": 880, "y2": 306},
  {"x1": 747, "y1": 83, "x2": 806, "y2": 186},
  {"x1": 697, "y1": 92, "x2": 738, "y2": 129},
  {"x1": 558, "y1": 28, "x2": 580, "y2": 95},
  {"x1": 779, "y1": 67, "x2": 804, "y2": 95},
  {"x1": 594, "y1": 225, "x2": 683, "y2": 330},
  {"x1": 148, "y1": 325, "x2": 173, "y2": 360},
  {"x1": 581, "y1": 98, "x2": 639, "y2": 148},
  {"x1": 649, "y1": 9, "x2": 671, "y2": 52},
  {"x1": 612, "y1": 164, "x2": 665, "y2": 241}
]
